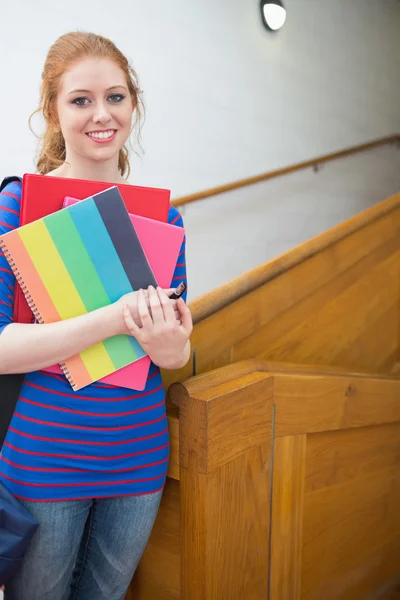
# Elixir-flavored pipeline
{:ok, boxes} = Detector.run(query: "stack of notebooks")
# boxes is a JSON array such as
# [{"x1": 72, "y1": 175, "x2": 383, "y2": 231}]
[{"x1": 0, "y1": 175, "x2": 184, "y2": 392}]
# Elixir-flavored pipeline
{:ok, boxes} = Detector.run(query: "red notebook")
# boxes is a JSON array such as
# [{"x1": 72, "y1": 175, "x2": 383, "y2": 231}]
[{"x1": 15, "y1": 173, "x2": 170, "y2": 324}]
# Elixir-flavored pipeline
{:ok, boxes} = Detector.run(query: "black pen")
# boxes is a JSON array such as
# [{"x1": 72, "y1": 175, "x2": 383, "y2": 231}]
[{"x1": 169, "y1": 282, "x2": 187, "y2": 299}]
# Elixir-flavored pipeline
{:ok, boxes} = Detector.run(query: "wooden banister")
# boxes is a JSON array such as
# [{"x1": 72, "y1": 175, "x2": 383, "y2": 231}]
[
  {"x1": 188, "y1": 191, "x2": 400, "y2": 323},
  {"x1": 132, "y1": 179, "x2": 400, "y2": 599},
  {"x1": 171, "y1": 358, "x2": 400, "y2": 399},
  {"x1": 172, "y1": 134, "x2": 400, "y2": 208},
  {"x1": 166, "y1": 359, "x2": 400, "y2": 481},
  {"x1": 163, "y1": 360, "x2": 400, "y2": 599}
]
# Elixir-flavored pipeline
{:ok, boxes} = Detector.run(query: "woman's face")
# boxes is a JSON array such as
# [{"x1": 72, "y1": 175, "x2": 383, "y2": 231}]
[{"x1": 56, "y1": 57, "x2": 134, "y2": 165}]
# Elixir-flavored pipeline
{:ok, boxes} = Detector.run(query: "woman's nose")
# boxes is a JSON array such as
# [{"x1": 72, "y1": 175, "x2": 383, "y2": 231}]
[{"x1": 92, "y1": 103, "x2": 112, "y2": 124}]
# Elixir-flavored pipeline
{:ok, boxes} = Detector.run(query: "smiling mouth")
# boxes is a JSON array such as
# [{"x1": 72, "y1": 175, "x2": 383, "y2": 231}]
[{"x1": 86, "y1": 129, "x2": 117, "y2": 140}]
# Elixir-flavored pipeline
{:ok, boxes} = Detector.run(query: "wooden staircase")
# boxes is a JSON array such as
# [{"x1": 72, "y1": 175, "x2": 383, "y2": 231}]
[{"x1": 126, "y1": 190, "x2": 400, "y2": 600}]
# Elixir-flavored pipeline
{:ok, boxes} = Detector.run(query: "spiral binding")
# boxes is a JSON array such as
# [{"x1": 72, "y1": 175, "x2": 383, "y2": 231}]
[
  {"x1": 59, "y1": 361, "x2": 78, "y2": 391},
  {"x1": 0, "y1": 238, "x2": 78, "y2": 391}
]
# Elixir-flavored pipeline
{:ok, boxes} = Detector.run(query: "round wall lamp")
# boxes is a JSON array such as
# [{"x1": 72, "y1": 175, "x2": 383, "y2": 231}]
[{"x1": 260, "y1": 0, "x2": 287, "y2": 31}]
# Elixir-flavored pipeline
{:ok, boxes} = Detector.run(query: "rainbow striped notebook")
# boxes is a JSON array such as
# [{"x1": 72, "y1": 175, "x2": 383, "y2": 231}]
[{"x1": 0, "y1": 186, "x2": 157, "y2": 391}]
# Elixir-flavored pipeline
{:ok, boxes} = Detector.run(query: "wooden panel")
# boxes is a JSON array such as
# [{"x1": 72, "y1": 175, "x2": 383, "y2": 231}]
[
  {"x1": 178, "y1": 373, "x2": 273, "y2": 473},
  {"x1": 334, "y1": 305, "x2": 399, "y2": 372},
  {"x1": 270, "y1": 435, "x2": 307, "y2": 600},
  {"x1": 190, "y1": 208, "x2": 399, "y2": 377},
  {"x1": 195, "y1": 209, "x2": 399, "y2": 364},
  {"x1": 134, "y1": 367, "x2": 400, "y2": 600},
  {"x1": 232, "y1": 234, "x2": 399, "y2": 363},
  {"x1": 249, "y1": 246, "x2": 398, "y2": 368},
  {"x1": 378, "y1": 582, "x2": 400, "y2": 600},
  {"x1": 259, "y1": 250, "x2": 399, "y2": 368},
  {"x1": 188, "y1": 196, "x2": 400, "y2": 323},
  {"x1": 303, "y1": 535, "x2": 400, "y2": 600},
  {"x1": 304, "y1": 422, "x2": 400, "y2": 494},
  {"x1": 200, "y1": 222, "x2": 400, "y2": 370},
  {"x1": 180, "y1": 443, "x2": 271, "y2": 600},
  {"x1": 301, "y1": 424, "x2": 400, "y2": 600},
  {"x1": 167, "y1": 414, "x2": 179, "y2": 480},
  {"x1": 162, "y1": 203, "x2": 400, "y2": 383},
  {"x1": 273, "y1": 373, "x2": 400, "y2": 437},
  {"x1": 172, "y1": 369, "x2": 274, "y2": 599},
  {"x1": 131, "y1": 478, "x2": 180, "y2": 599}
]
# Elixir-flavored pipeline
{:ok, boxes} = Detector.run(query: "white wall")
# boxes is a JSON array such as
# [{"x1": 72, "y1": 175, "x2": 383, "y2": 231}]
[
  {"x1": 183, "y1": 143, "x2": 400, "y2": 299},
  {"x1": 0, "y1": 0, "x2": 399, "y2": 198}
]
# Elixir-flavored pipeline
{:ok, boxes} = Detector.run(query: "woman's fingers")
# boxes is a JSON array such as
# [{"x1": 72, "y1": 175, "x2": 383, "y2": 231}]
[
  {"x1": 157, "y1": 287, "x2": 176, "y2": 323},
  {"x1": 177, "y1": 297, "x2": 193, "y2": 334},
  {"x1": 122, "y1": 288, "x2": 181, "y2": 338},
  {"x1": 137, "y1": 288, "x2": 153, "y2": 329},
  {"x1": 147, "y1": 286, "x2": 164, "y2": 326}
]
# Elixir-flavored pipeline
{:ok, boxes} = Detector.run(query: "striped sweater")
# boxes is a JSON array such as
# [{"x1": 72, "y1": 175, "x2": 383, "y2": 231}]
[{"x1": 0, "y1": 179, "x2": 186, "y2": 502}]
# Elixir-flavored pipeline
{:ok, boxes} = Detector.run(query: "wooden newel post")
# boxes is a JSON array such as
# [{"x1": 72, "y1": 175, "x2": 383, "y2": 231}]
[{"x1": 170, "y1": 372, "x2": 274, "y2": 600}]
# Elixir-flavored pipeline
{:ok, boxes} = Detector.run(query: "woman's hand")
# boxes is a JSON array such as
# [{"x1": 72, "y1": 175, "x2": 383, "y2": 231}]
[
  {"x1": 113, "y1": 288, "x2": 181, "y2": 335},
  {"x1": 123, "y1": 286, "x2": 192, "y2": 369}
]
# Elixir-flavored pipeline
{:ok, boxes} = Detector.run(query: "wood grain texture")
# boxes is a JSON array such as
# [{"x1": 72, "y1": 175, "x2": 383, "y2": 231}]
[
  {"x1": 304, "y1": 423, "x2": 400, "y2": 495},
  {"x1": 167, "y1": 360, "x2": 400, "y2": 480},
  {"x1": 132, "y1": 364, "x2": 400, "y2": 600},
  {"x1": 257, "y1": 251, "x2": 399, "y2": 367},
  {"x1": 130, "y1": 478, "x2": 180, "y2": 599},
  {"x1": 301, "y1": 424, "x2": 400, "y2": 600},
  {"x1": 234, "y1": 238, "x2": 399, "y2": 365},
  {"x1": 162, "y1": 203, "x2": 400, "y2": 383},
  {"x1": 377, "y1": 582, "x2": 400, "y2": 600},
  {"x1": 172, "y1": 135, "x2": 399, "y2": 208},
  {"x1": 173, "y1": 370, "x2": 274, "y2": 599},
  {"x1": 188, "y1": 195, "x2": 400, "y2": 324},
  {"x1": 334, "y1": 305, "x2": 399, "y2": 373},
  {"x1": 175, "y1": 372, "x2": 273, "y2": 473},
  {"x1": 270, "y1": 434, "x2": 307, "y2": 600},
  {"x1": 167, "y1": 414, "x2": 179, "y2": 480},
  {"x1": 174, "y1": 359, "x2": 400, "y2": 397},
  {"x1": 273, "y1": 372, "x2": 400, "y2": 437},
  {"x1": 180, "y1": 443, "x2": 272, "y2": 600}
]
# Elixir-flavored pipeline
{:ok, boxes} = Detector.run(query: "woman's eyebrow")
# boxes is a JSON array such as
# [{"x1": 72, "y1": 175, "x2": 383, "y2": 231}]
[{"x1": 67, "y1": 85, "x2": 128, "y2": 96}]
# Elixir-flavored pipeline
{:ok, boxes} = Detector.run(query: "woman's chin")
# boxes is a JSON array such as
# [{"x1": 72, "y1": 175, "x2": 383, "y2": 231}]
[{"x1": 79, "y1": 146, "x2": 120, "y2": 164}]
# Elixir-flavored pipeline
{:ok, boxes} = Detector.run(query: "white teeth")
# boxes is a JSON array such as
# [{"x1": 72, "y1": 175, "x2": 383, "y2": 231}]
[{"x1": 87, "y1": 130, "x2": 115, "y2": 139}]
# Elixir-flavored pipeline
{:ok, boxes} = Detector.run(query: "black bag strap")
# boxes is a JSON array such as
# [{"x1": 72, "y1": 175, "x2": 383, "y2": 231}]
[
  {"x1": 0, "y1": 176, "x2": 25, "y2": 449},
  {"x1": 0, "y1": 176, "x2": 22, "y2": 193}
]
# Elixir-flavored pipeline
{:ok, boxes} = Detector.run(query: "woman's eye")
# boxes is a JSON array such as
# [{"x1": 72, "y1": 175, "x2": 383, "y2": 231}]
[
  {"x1": 72, "y1": 97, "x2": 90, "y2": 106},
  {"x1": 108, "y1": 93, "x2": 125, "y2": 103}
]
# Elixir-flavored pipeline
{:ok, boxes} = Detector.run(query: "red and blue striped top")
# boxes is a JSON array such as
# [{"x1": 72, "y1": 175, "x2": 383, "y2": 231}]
[{"x1": 0, "y1": 179, "x2": 187, "y2": 502}]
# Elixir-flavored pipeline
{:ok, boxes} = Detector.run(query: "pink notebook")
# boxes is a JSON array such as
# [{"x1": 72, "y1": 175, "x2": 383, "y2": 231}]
[{"x1": 44, "y1": 197, "x2": 185, "y2": 390}]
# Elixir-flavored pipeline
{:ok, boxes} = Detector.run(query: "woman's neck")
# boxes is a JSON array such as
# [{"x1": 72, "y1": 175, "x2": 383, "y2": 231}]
[{"x1": 48, "y1": 153, "x2": 126, "y2": 184}]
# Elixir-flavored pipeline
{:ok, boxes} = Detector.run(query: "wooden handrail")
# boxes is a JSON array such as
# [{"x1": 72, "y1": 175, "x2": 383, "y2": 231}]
[
  {"x1": 172, "y1": 134, "x2": 400, "y2": 207},
  {"x1": 166, "y1": 358, "x2": 400, "y2": 479},
  {"x1": 188, "y1": 190, "x2": 400, "y2": 323},
  {"x1": 169, "y1": 358, "x2": 400, "y2": 406}
]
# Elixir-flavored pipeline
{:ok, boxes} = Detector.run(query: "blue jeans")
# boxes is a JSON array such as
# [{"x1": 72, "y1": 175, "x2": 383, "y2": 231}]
[{"x1": 4, "y1": 491, "x2": 162, "y2": 600}]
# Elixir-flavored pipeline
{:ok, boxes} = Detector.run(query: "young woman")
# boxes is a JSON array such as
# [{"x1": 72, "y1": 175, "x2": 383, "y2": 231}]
[{"x1": 0, "y1": 31, "x2": 191, "y2": 600}]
